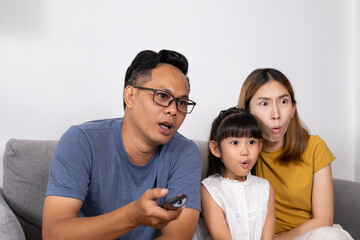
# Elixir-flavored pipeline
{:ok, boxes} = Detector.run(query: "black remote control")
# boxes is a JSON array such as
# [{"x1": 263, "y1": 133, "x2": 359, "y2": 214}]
[{"x1": 159, "y1": 194, "x2": 187, "y2": 210}]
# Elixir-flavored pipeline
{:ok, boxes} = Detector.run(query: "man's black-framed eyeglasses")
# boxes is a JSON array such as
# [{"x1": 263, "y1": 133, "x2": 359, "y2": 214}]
[{"x1": 134, "y1": 86, "x2": 196, "y2": 114}]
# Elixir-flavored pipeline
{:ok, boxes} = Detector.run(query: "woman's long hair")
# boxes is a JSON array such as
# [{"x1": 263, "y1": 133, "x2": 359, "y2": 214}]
[{"x1": 238, "y1": 68, "x2": 309, "y2": 163}]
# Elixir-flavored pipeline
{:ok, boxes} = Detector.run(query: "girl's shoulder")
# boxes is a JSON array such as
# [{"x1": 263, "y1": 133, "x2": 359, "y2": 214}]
[
  {"x1": 201, "y1": 174, "x2": 243, "y2": 188},
  {"x1": 249, "y1": 174, "x2": 270, "y2": 187},
  {"x1": 201, "y1": 174, "x2": 221, "y2": 184},
  {"x1": 202, "y1": 174, "x2": 269, "y2": 187}
]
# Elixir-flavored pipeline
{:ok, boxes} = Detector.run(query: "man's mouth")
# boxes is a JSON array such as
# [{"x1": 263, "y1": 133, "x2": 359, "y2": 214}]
[
  {"x1": 158, "y1": 122, "x2": 174, "y2": 136},
  {"x1": 160, "y1": 123, "x2": 172, "y2": 130},
  {"x1": 159, "y1": 120, "x2": 174, "y2": 132}
]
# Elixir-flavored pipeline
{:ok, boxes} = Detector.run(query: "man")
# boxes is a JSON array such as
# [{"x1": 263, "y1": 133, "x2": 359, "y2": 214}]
[{"x1": 42, "y1": 49, "x2": 201, "y2": 239}]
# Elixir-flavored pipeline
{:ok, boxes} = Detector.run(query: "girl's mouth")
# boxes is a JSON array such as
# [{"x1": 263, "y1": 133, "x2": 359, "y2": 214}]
[{"x1": 241, "y1": 161, "x2": 249, "y2": 168}]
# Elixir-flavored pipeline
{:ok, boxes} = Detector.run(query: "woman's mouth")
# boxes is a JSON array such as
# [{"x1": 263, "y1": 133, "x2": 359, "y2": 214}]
[{"x1": 271, "y1": 126, "x2": 281, "y2": 134}]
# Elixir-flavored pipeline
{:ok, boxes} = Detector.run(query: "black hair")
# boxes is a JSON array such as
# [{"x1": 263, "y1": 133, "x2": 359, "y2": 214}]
[
  {"x1": 206, "y1": 107, "x2": 262, "y2": 177},
  {"x1": 123, "y1": 49, "x2": 190, "y2": 109}
]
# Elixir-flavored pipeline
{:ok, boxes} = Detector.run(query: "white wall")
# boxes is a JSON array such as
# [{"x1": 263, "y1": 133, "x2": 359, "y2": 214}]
[
  {"x1": 0, "y1": 0, "x2": 357, "y2": 187},
  {"x1": 355, "y1": 0, "x2": 360, "y2": 181}
]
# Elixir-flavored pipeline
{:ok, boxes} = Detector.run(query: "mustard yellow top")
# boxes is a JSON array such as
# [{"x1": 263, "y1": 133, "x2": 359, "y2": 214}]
[{"x1": 255, "y1": 135, "x2": 335, "y2": 234}]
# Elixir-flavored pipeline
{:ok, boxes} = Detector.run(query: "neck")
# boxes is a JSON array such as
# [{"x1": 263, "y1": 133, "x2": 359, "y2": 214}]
[
  {"x1": 262, "y1": 139, "x2": 283, "y2": 152},
  {"x1": 122, "y1": 118, "x2": 158, "y2": 165}
]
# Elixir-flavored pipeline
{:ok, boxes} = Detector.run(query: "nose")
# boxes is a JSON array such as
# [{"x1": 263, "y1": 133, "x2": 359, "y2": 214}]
[
  {"x1": 164, "y1": 99, "x2": 178, "y2": 116},
  {"x1": 240, "y1": 145, "x2": 249, "y2": 156},
  {"x1": 272, "y1": 104, "x2": 280, "y2": 120}
]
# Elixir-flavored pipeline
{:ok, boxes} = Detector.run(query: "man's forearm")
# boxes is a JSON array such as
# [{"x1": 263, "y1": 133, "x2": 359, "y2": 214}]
[
  {"x1": 155, "y1": 208, "x2": 199, "y2": 240},
  {"x1": 43, "y1": 202, "x2": 138, "y2": 240}
]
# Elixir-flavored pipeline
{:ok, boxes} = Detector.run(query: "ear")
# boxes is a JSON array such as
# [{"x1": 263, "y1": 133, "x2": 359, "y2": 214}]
[
  {"x1": 209, "y1": 140, "x2": 221, "y2": 158},
  {"x1": 259, "y1": 139, "x2": 263, "y2": 151},
  {"x1": 123, "y1": 86, "x2": 135, "y2": 109}
]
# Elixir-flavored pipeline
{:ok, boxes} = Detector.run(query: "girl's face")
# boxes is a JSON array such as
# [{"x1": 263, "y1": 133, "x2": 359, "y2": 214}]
[
  {"x1": 249, "y1": 80, "x2": 296, "y2": 152},
  {"x1": 210, "y1": 137, "x2": 262, "y2": 181}
]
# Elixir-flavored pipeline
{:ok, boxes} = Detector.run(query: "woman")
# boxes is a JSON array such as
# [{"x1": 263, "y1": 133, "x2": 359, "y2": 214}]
[{"x1": 238, "y1": 68, "x2": 353, "y2": 240}]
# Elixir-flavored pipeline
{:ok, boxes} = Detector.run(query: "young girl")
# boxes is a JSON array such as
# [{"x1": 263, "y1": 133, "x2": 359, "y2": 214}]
[{"x1": 195, "y1": 107, "x2": 275, "y2": 240}]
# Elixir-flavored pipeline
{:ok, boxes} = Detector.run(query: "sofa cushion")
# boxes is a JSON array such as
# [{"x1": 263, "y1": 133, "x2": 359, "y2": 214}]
[
  {"x1": 333, "y1": 178, "x2": 360, "y2": 239},
  {"x1": 3, "y1": 139, "x2": 57, "y2": 240},
  {"x1": 0, "y1": 191, "x2": 26, "y2": 240}
]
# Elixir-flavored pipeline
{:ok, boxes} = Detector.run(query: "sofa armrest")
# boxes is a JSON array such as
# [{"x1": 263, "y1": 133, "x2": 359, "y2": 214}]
[
  {"x1": 333, "y1": 178, "x2": 360, "y2": 239},
  {"x1": 0, "y1": 190, "x2": 26, "y2": 240}
]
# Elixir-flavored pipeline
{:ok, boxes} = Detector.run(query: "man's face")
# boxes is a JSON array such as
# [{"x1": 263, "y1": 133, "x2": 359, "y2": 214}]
[{"x1": 126, "y1": 63, "x2": 190, "y2": 147}]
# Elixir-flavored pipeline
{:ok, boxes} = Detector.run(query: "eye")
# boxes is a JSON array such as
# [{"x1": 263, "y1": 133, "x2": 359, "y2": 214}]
[
  {"x1": 177, "y1": 99, "x2": 189, "y2": 107},
  {"x1": 280, "y1": 99, "x2": 288, "y2": 104},
  {"x1": 260, "y1": 101, "x2": 268, "y2": 106},
  {"x1": 230, "y1": 140, "x2": 238, "y2": 145},
  {"x1": 248, "y1": 139, "x2": 256, "y2": 145},
  {"x1": 155, "y1": 91, "x2": 171, "y2": 101}
]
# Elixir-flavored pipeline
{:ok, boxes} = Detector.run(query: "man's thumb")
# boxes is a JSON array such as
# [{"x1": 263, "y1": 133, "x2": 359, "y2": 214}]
[{"x1": 147, "y1": 188, "x2": 168, "y2": 200}]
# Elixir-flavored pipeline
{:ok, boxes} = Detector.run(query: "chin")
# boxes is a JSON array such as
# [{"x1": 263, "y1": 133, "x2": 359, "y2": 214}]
[{"x1": 154, "y1": 135, "x2": 174, "y2": 146}]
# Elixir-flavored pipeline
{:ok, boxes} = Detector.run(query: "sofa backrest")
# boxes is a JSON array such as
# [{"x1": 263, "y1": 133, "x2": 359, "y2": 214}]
[
  {"x1": 332, "y1": 178, "x2": 360, "y2": 239},
  {"x1": 192, "y1": 139, "x2": 209, "y2": 180},
  {"x1": 3, "y1": 139, "x2": 57, "y2": 240}
]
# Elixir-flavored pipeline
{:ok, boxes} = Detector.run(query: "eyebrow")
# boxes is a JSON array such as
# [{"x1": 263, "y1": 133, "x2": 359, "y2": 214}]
[
  {"x1": 163, "y1": 88, "x2": 189, "y2": 99},
  {"x1": 256, "y1": 94, "x2": 290, "y2": 101}
]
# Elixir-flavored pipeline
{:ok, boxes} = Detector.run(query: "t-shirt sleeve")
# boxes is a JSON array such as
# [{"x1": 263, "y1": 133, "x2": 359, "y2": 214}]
[
  {"x1": 312, "y1": 135, "x2": 335, "y2": 173},
  {"x1": 46, "y1": 126, "x2": 92, "y2": 201},
  {"x1": 166, "y1": 140, "x2": 202, "y2": 211}
]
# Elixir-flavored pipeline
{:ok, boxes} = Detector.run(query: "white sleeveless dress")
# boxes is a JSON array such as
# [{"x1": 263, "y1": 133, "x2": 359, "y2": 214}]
[{"x1": 193, "y1": 173, "x2": 270, "y2": 240}]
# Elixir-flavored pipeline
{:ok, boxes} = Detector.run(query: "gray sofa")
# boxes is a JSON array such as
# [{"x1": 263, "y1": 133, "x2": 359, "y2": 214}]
[{"x1": 1, "y1": 139, "x2": 359, "y2": 240}]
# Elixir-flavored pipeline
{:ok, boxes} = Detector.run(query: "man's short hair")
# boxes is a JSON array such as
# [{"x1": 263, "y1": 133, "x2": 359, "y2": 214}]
[{"x1": 123, "y1": 49, "x2": 190, "y2": 109}]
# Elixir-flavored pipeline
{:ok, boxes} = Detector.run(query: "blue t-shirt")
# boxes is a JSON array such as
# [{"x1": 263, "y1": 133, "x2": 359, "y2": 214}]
[{"x1": 46, "y1": 118, "x2": 202, "y2": 239}]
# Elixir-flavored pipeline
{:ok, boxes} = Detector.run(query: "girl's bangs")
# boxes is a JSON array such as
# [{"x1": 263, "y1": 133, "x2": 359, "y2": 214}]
[{"x1": 217, "y1": 114, "x2": 262, "y2": 141}]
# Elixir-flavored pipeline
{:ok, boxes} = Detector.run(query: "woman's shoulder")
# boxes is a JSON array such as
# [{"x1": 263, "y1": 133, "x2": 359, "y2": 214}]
[
  {"x1": 308, "y1": 135, "x2": 324, "y2": 143},
  {"x1": 306, "y1": 135, "x2": 331, "y2": 152},
  {"x1": 305, "y1": 135, "x2": 335, "y2": 170}
]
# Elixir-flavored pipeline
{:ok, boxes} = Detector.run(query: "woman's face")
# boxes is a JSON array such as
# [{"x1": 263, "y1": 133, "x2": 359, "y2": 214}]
[{"x1": 249, "y1": 80, "x2": 296, "y2": 152}]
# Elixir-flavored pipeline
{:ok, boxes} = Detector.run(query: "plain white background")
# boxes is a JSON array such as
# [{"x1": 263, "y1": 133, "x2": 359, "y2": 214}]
[{"x1": 0, "y1": 0, "x2": 359, "y2": 188}]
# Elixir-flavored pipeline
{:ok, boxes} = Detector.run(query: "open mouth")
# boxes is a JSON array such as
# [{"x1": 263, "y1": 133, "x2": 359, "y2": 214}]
[
  {"x1": 159, "y1": 121, "x2": 174, "y2": 133},
  {"x1": 241, "y1": 161, "x2": 249, "y2": 168},
  {"x1": 271, "y1": 126, "x2": 281, "y2": 133},
  {"x1": 160, "y1": 123, "x2": 172, "y2": 130}
]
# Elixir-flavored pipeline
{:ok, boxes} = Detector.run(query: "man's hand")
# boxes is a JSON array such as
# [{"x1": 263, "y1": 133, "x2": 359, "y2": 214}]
[{"x1": 130, "y1": 188, "x2": 184, "y2": 229}]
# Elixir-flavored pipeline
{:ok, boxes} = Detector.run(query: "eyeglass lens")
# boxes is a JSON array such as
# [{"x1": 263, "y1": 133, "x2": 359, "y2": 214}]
[{"x1": 154, "y1": 90, "x2": 193, "y2": 113}]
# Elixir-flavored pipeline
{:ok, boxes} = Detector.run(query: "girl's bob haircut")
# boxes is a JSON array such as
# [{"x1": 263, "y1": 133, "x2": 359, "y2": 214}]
[{"x1": 206, "y1": 107, "x2": 262, "y2": 177}]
